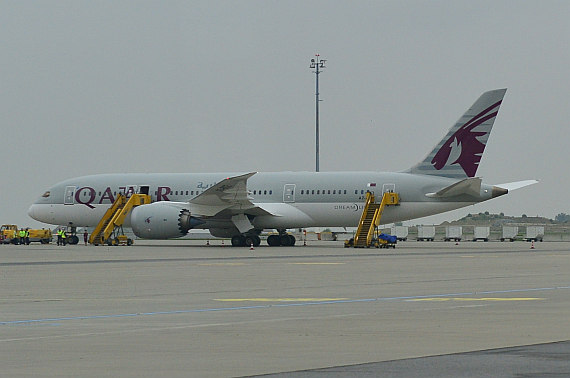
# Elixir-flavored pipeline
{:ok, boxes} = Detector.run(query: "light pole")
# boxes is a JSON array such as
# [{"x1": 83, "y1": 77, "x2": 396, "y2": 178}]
[{"x1": 310, "y1": 54, "x2": 325, "y2": 172}]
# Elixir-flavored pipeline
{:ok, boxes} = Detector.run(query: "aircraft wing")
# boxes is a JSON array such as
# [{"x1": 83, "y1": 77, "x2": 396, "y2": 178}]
[{"x1": 188, "y1": 172, "x2": 263, "y2": 216}]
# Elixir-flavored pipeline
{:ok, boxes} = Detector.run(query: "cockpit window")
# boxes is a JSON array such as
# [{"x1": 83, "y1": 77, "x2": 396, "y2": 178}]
[{"x1": 42, "y1": 191, "x2": 51, "y2": 198}]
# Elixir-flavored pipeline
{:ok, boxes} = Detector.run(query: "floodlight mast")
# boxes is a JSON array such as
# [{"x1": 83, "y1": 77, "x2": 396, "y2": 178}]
[{"x1": 310, "y1": 54, "x2": 325, "y2": 172}]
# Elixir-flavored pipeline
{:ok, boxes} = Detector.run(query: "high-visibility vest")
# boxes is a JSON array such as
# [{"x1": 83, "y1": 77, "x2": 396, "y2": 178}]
[{"x1": 19, "y1": 230, "x2": 26, "y2": 237}]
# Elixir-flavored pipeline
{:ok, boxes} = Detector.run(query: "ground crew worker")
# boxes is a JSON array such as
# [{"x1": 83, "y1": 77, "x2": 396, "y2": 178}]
[
  {"x1": 83, "y1": 230, "x2": 88, "y2": 245},
  {"x1": 61, "y1": 229, "x2": 67, "y2": 246},
  {"x1": 25, "y1": 228, "x2": 30, "y2": 245},
  {"x1": 57, "y1": 229, "x2": 63, "y2": 246},
  {"x1": 19, "y1": 229, "x2": 26, "y2": 245}
]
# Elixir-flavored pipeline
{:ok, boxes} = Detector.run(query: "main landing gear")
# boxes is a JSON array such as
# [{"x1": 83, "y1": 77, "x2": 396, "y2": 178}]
[
  {"x1": 230, "y1": 230, "x2": 296, "y2": 247},
  {"x1": 231, "y1": 234, "x2": 261, "y2": 247},
  {"x1": 267, "y1": 230, "x2": 296, "y2": 247}
]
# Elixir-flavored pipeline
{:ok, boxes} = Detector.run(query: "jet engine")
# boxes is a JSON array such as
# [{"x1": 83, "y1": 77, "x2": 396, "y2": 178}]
[{"x1": 130, "y1": 202, "x2": 203, "y2": 239}]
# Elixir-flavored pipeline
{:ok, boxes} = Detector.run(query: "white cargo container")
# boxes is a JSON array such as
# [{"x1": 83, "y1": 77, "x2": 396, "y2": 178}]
[
  {"x1": 417, "y1": 225, "x2": 435, "y2": 241},
  {"x1": 444, "y1": 226, "x2": 462, "y2": 242},
  {"x1": 390, "y1": 226, "x2": 409, "y2": 241},
  {"x1": 525, "y1": 226, "x2": 545, "y2": 242},
  {"x1": 501, "y1": 226, "x2": 518, "y2": 242},
  {"x1": 473, "y1": 226, "x2": 490, "y2": 242}
]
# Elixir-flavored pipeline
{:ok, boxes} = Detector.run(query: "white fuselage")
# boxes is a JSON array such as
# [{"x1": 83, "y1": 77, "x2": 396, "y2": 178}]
[{"x1": 28, "y1": 171, "x2": 499, "y2": 231}]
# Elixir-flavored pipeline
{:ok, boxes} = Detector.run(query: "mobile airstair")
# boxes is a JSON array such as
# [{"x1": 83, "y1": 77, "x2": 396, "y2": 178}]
[
  {"x1": 346, "y1": 191, "x2": 400, "y2": 248},
  {"x1": 89, "y1": 193, "x2": 151, "y2": 246}
]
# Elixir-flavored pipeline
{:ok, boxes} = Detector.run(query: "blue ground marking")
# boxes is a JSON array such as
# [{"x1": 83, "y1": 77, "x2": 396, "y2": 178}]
[{"x1": 2, "y1": 285, "x2": 569, "y2": 326}]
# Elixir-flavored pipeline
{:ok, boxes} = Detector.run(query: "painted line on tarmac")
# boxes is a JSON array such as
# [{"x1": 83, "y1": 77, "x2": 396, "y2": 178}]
[
  {"x1": 1, "y1": 285, "x2": 569, "y2": 326},
  {"x1": 197, "y1": 263, "x2": 247, "y2": 266},
  {"x1": 214, "y1": 298, "x2": 348, "y2": 302},
  {"x1": 289, "y1": 262, "x2": 345, "y2": 265},
  {"x1": 408, "y1": 297, "x2": 545, "y2": 302}
]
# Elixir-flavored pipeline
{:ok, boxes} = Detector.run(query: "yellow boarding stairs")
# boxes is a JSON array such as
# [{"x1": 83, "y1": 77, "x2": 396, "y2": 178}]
[
  {"x1": 89, "y1": 194, "x2": 151, "y2": 246},
  {"x1": 347, "y1": 191, "x2": 400, "y2": 248}
]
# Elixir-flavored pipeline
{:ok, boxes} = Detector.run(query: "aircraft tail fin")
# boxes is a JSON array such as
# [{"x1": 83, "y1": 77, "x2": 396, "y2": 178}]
[{"x1": 406, "y1": 89, "x2": 507, "y2": 179}]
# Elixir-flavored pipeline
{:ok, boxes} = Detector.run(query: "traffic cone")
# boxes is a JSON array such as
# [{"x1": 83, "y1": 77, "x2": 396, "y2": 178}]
[
  {"x1": 530, "y1": 240, "x2": 535, "y2": 249},
  {"x1": 250, "y1": 242, "x2": 254, "y2": 251}
]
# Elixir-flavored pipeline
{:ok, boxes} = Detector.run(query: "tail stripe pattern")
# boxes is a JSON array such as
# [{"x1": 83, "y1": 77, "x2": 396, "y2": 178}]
[{"x1": 406, "y1": 89, "x2": 507, "y2": 179}]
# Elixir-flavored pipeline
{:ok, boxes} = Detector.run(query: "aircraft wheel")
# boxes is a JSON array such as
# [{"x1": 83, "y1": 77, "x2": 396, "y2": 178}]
[
  {"x1": 231, "y1": 235, "x2": 246, "y2": 247},
  {"x1": 127, "y1": 238, "x2": 133, "y2": 246},
  {"x1": 267, "y1": 235, "x2": 280, "y2": 246},
  {"x1": 280, "y1": 234, "x2": 292, "y2": 246},
  {"x1": 253, "y1": 235, "x2": 261, "y2": 247},
  {"x1": 244, "y1": 235, "x2": 255, "y2": 247},
  {"x1": 289, "y1": 234, "x2": 296, "y2": 246}
]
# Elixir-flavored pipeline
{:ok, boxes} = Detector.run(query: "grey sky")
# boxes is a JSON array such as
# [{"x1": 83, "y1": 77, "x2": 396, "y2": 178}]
[{"x1": 1, "y1": 1, "x2": 568, "y2": 227}]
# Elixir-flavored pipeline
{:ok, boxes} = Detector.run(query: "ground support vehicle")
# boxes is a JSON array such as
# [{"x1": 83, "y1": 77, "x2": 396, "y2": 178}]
[
  {"x1": 1, "y1": 225, "x2": 19, "y2": 244},
  {"x1": 28, "y1": 229, "x2": 52, "y2": 244},
  {"x1": 417, "y1": 225, "x2": 435, "y2": 241},
  {"x1": 473, "y1": 226, "x2": 490, "y2": 242},
  {"x1": 444, "y1": 226, "x2": 463, "y2": 242},
  {"x1": 524, "y1": 226, "x2": 545, "y2": 242},
  {"x1": 501, "y1": 226, "x2": 518, "y2": 242}
]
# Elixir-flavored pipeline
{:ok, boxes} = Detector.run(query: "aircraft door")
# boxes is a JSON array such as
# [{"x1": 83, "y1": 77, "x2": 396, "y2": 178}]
[
  {"x1": 283, "y1": 184, "x2": 296, "y2": 203},
  {"x1": 64, "y1": 186, "x2": 76, "y2": 205},
  {"x1": 121, "y1": 185, "x2": 138, "y2": 198},
  {"x1": 138, "y1": 185, "x2": 150, "y2": 195}
]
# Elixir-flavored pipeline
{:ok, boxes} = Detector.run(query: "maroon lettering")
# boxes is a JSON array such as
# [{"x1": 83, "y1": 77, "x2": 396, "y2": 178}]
[
  {"x1": 75, "y1": 187, "x2": 96, "y2": 209},
  {"x1": 99, "y1": 187, "x2": 115, "y2": 204},
  {"x1": 157, "y1": 186, "x2": 171, "y2": 201}
]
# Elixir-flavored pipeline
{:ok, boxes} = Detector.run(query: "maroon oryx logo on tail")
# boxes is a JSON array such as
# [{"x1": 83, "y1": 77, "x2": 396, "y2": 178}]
[{"x1": 431, "y1": 100, "x2": 502, "y2": 177}]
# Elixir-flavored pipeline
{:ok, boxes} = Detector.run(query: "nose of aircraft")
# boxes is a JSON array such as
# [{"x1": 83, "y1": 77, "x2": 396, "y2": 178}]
[{"x1": 28, "y1": 204, "x2": 41, "y2": 222}]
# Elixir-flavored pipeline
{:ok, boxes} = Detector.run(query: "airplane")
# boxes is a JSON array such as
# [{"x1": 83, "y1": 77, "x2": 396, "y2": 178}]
[{"x1": 28, "y1": 88, "x2": 537, "y2": 247}]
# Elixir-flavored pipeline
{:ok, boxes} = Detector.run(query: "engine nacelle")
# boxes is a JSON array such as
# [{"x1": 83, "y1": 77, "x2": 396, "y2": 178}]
[{"x1": 131, "y1": 202, "x2": 203, "y2": 239}]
